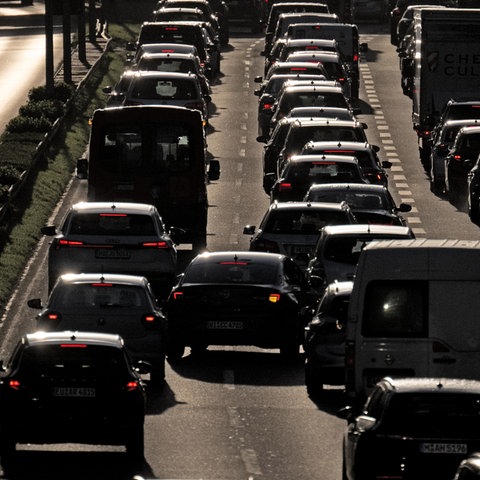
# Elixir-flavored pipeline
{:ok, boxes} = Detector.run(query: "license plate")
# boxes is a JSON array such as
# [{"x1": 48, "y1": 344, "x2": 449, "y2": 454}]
[
  {"x1": 420, "y1": 443, "x2": 467, "y2": 454},
  {"x1": 95, "y1": 248, "x2": 130, "y2": 259},
  {"x1": 52, "y1": 387, "x2": 96, "y2": 397},
  {"x1": 115, "y1": 184, "x2": 134, "y2": 191},
  {"x1": 206, "y1": 321, "x2": 243, "y2": 330},
  {"x1": 293, "y1": 246, "x2": 312, "y2": 254}
]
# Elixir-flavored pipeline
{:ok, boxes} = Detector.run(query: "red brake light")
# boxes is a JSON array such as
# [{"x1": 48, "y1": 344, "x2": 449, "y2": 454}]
[
  {"x1": 269, "y1": 293, "x2": 281, "y2": 303},
  {"x1": 161, "y1": 49, "x2": 175, "y2": 53},
  {"x1": 279, "y1": 182, "x2": 292, "y2": 191},
  {"x1": 312, "y1": 161, "x2": 336, "y2": 165},
  {"x1": 453, "y1": 155, "x2": 463, "y2": 161},
  {"x1": 305, "y1": 46, "x2": 318, "y2": 50},
  {"x1": 291, "y1": 67, "x2": 307, "y2": 71},
  {"x1": 99, "y1": 213, "x2": 127, "y2": 217},
  {"x1": 142, "y1": 313, "x2": 161, "y2": 329},
  {"x1": 60, "y1": 344, "x2": 87, "y2": 348},
  {"x1": 9, "y1": 380, "x2": 21, "y2": 390},
  {"x1": 262, "y1": 103, "x2": 273, "y2": 110},
  {"x1": 91, "y1": 283, "x2": 113, "y2": 287},
  {"x1": 59, "y1": 239, "x2": 84, "y2": 246},
  {"x1": 47, "y1": 313, "x2": 62, "y2": 321},
  {"x1": 219, "y1": 261, "x2": 248, "y2": 265},
  {"x1": 173, "y1": 291, "x2": 184, "y2": 300},
  {"x1": 353, "y1": 54, "x2": 359, "y2": 62},
  {"x1": 141, "y1": 241, "x2": 169, "y2": 249},
  {"x1": 165, "y1": 27, "x2": 178, "y2": 31},
  {"x1": 126, "y1": 381, "x2": 140, "y2": 391}
]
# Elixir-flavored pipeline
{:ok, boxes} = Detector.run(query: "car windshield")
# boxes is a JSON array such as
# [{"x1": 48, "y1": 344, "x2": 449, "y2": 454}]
[
  {"x1": 324, "y1": 237, "x2": 379, "y2": 264},
  {"x1": 66, "y1": 213, "x2": 157, "y2": 236},
  {"x1": 264, "y1": 209, "x2": 349, "y2": 233},
  {"x1": 183, "y1": 261, "x2": 281, "y2": 284},
  {"x1": 49, "y1": 284, "x2": 149, "y2": 309},
  {"x1": 130, "y1": 78, "x2": 198, "y2": 100},
  {"x1": 381, "y1": 393, "x2": 480, "y2": 437}
]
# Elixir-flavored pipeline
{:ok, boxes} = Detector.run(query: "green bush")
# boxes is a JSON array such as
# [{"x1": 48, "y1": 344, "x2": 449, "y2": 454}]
[
  {"x1": 28, "y1": 81, "x2": 75, "y2": 103},
  {"x1": 5, "y1": 116, "x2": 53, "y2": 134},
  {"x1": 0, "y1": 165, "x2": 23, "y2": 186},
  {"x1": 19, "y1": 100, "x2": 65, "y2": 122}
]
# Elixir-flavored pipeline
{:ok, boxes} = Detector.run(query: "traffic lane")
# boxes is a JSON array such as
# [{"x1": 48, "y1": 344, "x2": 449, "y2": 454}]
[{"x1": 360, "y1": 32, "x2": 480, "y2": 238}]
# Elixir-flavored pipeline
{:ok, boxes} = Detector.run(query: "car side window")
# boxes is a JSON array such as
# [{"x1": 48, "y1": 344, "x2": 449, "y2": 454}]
[{"x1": 283, "y1": 258, "x2": 304, "y2": 286}]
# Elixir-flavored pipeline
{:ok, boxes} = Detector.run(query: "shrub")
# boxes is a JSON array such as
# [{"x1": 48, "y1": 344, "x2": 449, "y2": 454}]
[
  {"x1": 19, "y1": 100, "x2": 65, "y2": 122},
  {"x1": 28, "y1": 81, "x2": 75, "y2": 103},
  {"x1": 0, "y1": 165, "x2": 23, "y2": 186},
  {"x1": 5, "y1": 116, "x2": 52, "y2": 134}
]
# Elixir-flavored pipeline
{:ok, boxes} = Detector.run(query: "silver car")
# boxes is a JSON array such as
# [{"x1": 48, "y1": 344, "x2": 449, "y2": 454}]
[{"x1": 41, "y1": 202, "x2": 179, "y2": 297}]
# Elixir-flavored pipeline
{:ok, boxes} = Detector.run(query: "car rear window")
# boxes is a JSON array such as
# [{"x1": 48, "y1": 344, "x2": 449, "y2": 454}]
[
  {"x1": 50, "y1": 284, "x2": 149, "y2": 309},
  {"x1": 183, "y1": 261, "x2": 280, "y2": 284},
  {"x1": 137, "y1": 58, "x2": 196, "y2": 73},
  {"x1": 67, "y1": 213, "x2": 157, "y2": 236},
  {"x1": 362, "y1": 280, "x2": 428, "y2": 337},
  {"x1": 16, "y1": 344, "x2": 129, "y2": 380},
  {"x1": 286, "y1": 162, "x2": 361, "y2": 183},
  {"x1": 131, "y1": 78, "x2": 198, "y2": 100},
  {"x1": 264, "y1": 209, "x2": 351, "y2": 233},
  {"x1": 381, "y1": 393, "x2": 480, "y2": 437}
]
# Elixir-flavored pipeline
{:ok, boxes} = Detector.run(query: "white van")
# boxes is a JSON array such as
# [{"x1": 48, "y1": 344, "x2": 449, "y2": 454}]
[{"x1": 346, "y1": 238, "x2": 480, "y2": 401}]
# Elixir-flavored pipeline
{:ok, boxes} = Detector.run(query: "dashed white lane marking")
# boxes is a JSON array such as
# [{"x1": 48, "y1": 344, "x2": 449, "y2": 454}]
[{"x1": 359, "y1": 47, "x2": 425, "y2": 236}]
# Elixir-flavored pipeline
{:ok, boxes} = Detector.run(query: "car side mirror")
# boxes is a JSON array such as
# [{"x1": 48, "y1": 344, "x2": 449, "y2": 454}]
[
  {"x1": 243, "y1": 225, "x2": 256, "y2": 235},
  {"x1": 102, "y1": 85, "x2": 112, "y2": 94},
  {"x1": 355, "y1": 415, "x2": 376, "y2": 433},
  {"x1": 397, "y1": 203, "x2": 412, "y2": 213},
  {"x1": 27, "y1": 298, "x2": 43, "y2": 309},
  {"x1": 134, "y1": 360, "x2": 152, "y2": 375},
  {"x1": 169, "y1": 226, "x2": 186, "y2": 245},
  {"x1": 76, "y1": 158, "x2": 88, "y2": 179},
  {"x1": 41, "y1": 225, "x2": 57, "y2": 236},
  {"x1": 254, "y1": 76, "x2": 263, "y2": 83},
  {"x1": 382, "y1": 160, "x2": 392, "y2": 169},
  {"x1": 126, "y1": 41, "x2": 136, "y2": 52},
  {"x1": 256, "y1": 135, "x2": 268, "y2": 144},
  {"x1": 359, "y1": 42, "x2": 368, "y2": 52},
  {"x1": 372, "y1": 144, "x2": 380, "y2": 153},
  {"x1": 208, "y1": 159, "x2": 220, "y2": 181}
]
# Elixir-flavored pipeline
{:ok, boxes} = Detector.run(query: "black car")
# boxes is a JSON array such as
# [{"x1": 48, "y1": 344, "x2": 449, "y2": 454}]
[
  {"x1": 0, "y1": 331, "x2": 150, "y2": 460},
  {"x1": 303, "y1": 183, "x2": 411, "y2": 225},
  {"x1": 300, "y1": 140, "x2": 392, "y2": 187},
  {"x1": 341, "y1": 376, "x2": 480, "y2": 480},
  {"x1": 454, "y1": 453, "x2": 480, "y2": 480},
  {"x1": 27, "y1": 273, "x2": 167, "y2": 387},
  {"x1": 445, "y1": 126, "x2": 480, "y2": 202},
  {"x1": 269, "y1": 154, "x2": 368, "y2": 202},
  {"x1": 467, "y1": 154, "x2": 480, "y2": 222},
  {"x1": 304, "y1": 280, "x2": 353, "y2": 398},
  {"x1": 165, "y1": 251, "x2": 315, "y2": 360}
]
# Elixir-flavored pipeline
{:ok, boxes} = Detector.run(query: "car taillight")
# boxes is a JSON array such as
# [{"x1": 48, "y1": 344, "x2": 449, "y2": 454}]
[
  {"x1": 353, "y1": 54, "x2": 359, "y2": 62},
  {"x1": 279, "y1": 182, "x2": 292, "y2": 191},
  {"x1": 338, "y1": 77, "x2": 346, "y2": 84},
  {"x1": 8, "y1": 380, "x2": 21, "y2": 391},
  {"x1": 142, "y1": 313, "x2": 162, "y2": 329},
  {"x1": 269, "y1": 293, "x2": 281, "y2": 303},
  {"x1": 262, "y1": 103, "x2": 273, "y2": 111},
  {"x1": 453, "y1": 154, "x2": 463, "y2": 162},
  {"x1": 172, "y1": 291, "x2": 184, "y2": 300},
  {"x1": 47, "y1": 312, "x2": 62, "y2": 321},
  {"x1": 141, "y1": 241, "x2": 170, "y2": 249},
  {"x1": 184, "y1": 101, "x2": 204, "y2": 111},
  {"x1": 125, "y1": 381, "x2": 140, "y2": 392},
  {"x1": 251, "y1": 238, "x2": 280, "y2": 252},
  {"x1": 58, "y1": 239, "x2": 84, "y2": 247}
]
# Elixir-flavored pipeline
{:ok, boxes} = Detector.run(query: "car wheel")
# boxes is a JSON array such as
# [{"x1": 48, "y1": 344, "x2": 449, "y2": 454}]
[
  {"x1": 125, "y1": 423, "x2": 144, "y2": 459},
  {"x1": 150, "y1": 362, "x2": 166, "y2": 389},
  {"x1": 280, "y1": 338, "x2": 299, "y2": 360},
  {"x1": 305, "y1": 362, "x2": 324, "y2": 399},
  {"x1": 166, "y1": 340, "x2": 185, "y2": 362},
  {"x1": 469, "y1": 196, "x2": 480, "y2": 222}
]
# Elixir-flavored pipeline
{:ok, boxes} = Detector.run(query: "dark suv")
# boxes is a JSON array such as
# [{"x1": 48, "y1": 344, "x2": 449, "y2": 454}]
[
  {"x1": 0, "y1": 331, "x2": 150, "y2": 460},
  {"x1": 341, "y1": 377, "x2": 480, "y2": 480}
]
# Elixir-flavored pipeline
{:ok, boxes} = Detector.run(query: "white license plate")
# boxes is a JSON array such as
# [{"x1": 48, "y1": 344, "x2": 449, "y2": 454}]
[
  {"x1": 206, "y1": 321, "x2": 243, "y2": 330},
  {"x1": 95, "y1": 248, "x2": 130, "y2": 259},
  {"x1": 53, "y1": 387, "x2": 96, "y2": 397},
  {"x1": 420, "y1": 443, "x2": 467, "y2": 454}
]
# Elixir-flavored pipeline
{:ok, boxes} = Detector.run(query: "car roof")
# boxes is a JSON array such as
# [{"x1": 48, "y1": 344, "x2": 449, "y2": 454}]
[
  {"x1": 70, "y1": 202, "x2": 157, "y2": 215},
  {"x1": 281, "y1": 85, "x2": 344, "y2": 94},
  {"x1": 289, "y1": 154, "x2": 360, "y2": 164},
  {"x1": 458, "y1": 125, "x2": 480, "y2": 135},
  {"x1": 57, "y1": 273, "x2": 149, "y2": 287},
  {"x1": 24, "y1": 331, "x2": 125, "y2": 349},
  {"x1": 380, "y1": 376, "x2": 480, "y2": 394},
  {"x1": 139, "y1": 52, "x2": 197, "y2": 60},
  {"x1": 303, "y1": 141, "x2": 375, "y2": 151},
  {"x1": 190, "y1": 251, "x2": 288, "y2": 265},
  {"x1": 268, "y1": 201, "x2": 351, "y2": 211},
  {"x1": 287, "y1": 52, "x2": 341, "y2": 61},
  {"x1": 289, "y1": 118, "x2": 362, "y2": 127},
  {"x1": 320, "y1": 224, "x2": 413, "y2": 237},
  {"x1": 307, "y1": 183, "x2": 387, "y2": 193},
  {"x1": 138, "y1": 43, "x2": 198, "y2": 53},
  {"x1": 285, "y1": 38, "x2": 337, "y2": 47},
  {"x1": 130, "y1": 71, "x2": 199, "y2": 80},
  {"x1": 442, "y1": 118, "x2": 480, "y2": 128}
]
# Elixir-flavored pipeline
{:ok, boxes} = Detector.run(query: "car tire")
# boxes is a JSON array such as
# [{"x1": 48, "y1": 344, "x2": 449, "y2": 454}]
[
  {"x1": 280, "y1": 338, "x2": 299, "y2": 360},
  {"x1": 126, "y1": 423, "x2": 144, "y2": 459},
  {"x1": 305, "y1": 363, "x2": 324, "y2": 399},
  {"x1": 166, "y1": 340, "x2": 185, "y2": 362},
  {"x1": 150, "y1": 362, "x2": 166, "y2": 389}
]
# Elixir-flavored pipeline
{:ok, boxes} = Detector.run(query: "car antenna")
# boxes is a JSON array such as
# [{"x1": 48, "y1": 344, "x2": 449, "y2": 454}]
[{"x1": 233, "y1": 254, "x2": 238, "y2": 262}]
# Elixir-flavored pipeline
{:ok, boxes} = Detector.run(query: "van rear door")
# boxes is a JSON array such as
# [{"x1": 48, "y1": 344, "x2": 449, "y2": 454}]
[{"x1": 428, "y1": 280, "x2": 480, "y2": 379}]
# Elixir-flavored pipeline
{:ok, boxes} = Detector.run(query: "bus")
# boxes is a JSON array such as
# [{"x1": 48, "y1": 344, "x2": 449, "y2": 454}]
[{"x1": 77, "y1": 105, "x2": 220, "y2": 252}]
